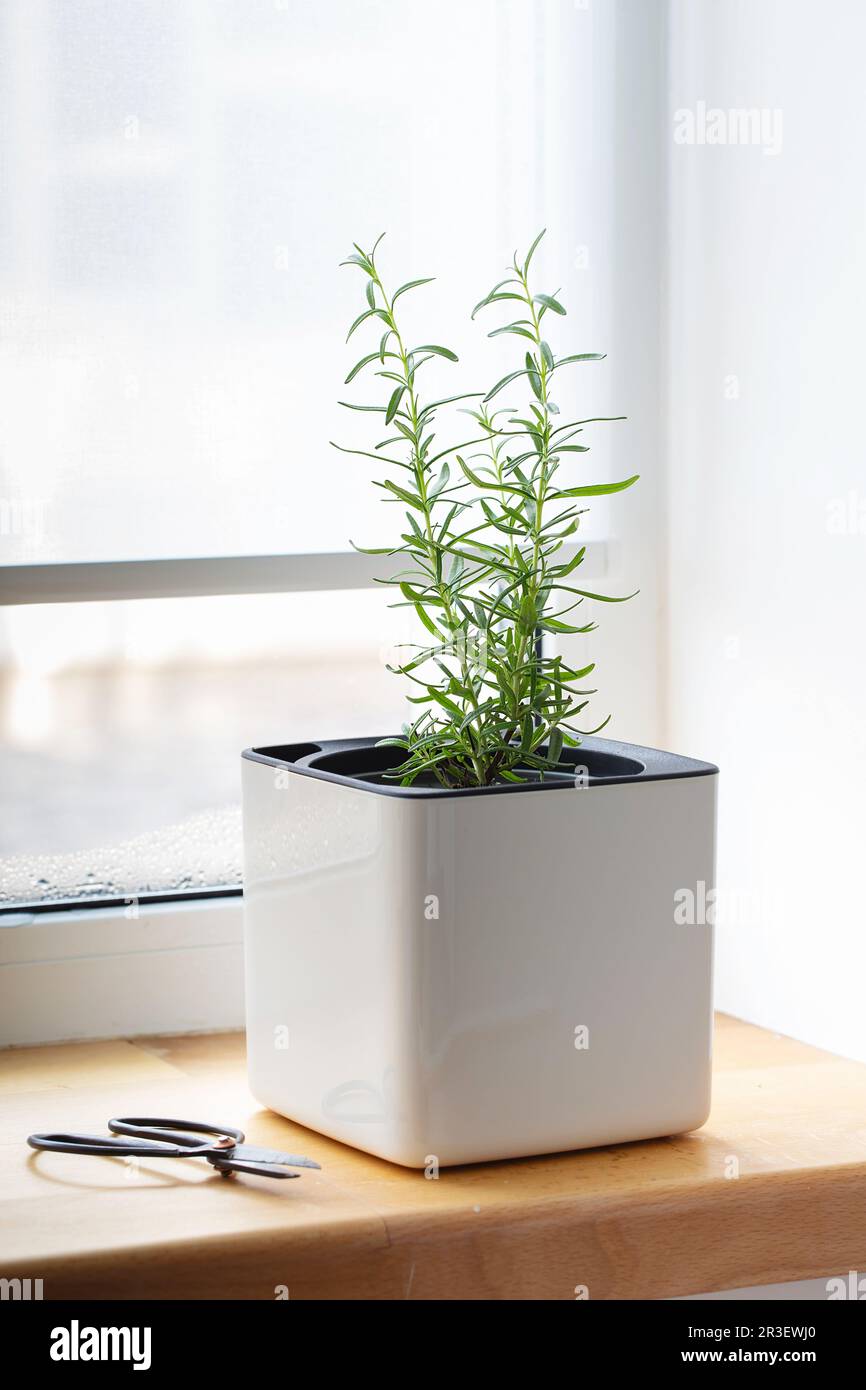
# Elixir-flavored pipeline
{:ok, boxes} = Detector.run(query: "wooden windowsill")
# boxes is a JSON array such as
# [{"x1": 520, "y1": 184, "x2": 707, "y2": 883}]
[{"x1": 2, "y1": 1014, "x2": 865, "y2": 1300}]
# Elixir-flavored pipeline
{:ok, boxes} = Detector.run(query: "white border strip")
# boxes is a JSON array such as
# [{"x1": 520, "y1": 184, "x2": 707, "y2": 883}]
[
  {"x1": 0, "y1": 898, "x2": 244, "y2": 1046},
  {"x1": 0, "y1": 542, "x2": 607, "y2": 605}
]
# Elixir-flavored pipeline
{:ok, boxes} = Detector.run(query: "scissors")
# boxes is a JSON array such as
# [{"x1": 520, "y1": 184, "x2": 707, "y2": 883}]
[{"x1": 27, "y1": 1116, "x2": 321, "y2": 1180}]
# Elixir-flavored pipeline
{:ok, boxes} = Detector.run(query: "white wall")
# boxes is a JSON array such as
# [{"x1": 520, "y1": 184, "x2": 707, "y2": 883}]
[{"x1": 665, "y1": 0, "x2": 866, "y2": 1060}]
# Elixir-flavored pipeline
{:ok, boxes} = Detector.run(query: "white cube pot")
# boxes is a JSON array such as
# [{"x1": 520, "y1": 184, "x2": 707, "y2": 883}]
[{"x1": 242, "y1": 736, "x2": 717, "y2": 1168}]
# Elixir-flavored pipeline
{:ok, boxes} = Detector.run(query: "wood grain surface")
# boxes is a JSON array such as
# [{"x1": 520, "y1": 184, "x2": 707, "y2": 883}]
[{"x1": 1, "y1": 1016, "x2": 865, "y2": 1300}]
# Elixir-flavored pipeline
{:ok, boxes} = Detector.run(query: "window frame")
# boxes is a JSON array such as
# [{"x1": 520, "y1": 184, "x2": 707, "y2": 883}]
[
  {"x1": 0, "y1": 894, "x2": 244, "y2": 1045},
  {"x1": 0, "y1": 550, "x2": 410, "y2": 605},
  {"x1": 1, "y1": 543, "x2": 602, "y2": 605}
]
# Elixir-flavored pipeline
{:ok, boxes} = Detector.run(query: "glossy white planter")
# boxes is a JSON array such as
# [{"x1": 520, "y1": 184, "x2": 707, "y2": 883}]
[{"x1": 242, "y1": 737, "x2": 717, "y2": 1168}]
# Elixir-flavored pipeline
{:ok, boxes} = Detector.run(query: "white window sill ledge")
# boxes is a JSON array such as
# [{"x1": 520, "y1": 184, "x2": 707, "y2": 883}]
[{"x1": 0, "y1": 897, "x2": 244, "y2": 1047}]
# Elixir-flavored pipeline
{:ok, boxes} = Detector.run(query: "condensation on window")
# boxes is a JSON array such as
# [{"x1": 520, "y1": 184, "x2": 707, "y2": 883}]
[
  {"x1": 0, "y1": 590, "x2": 411, "y2": 908},
  {"x1": 0, "y1": 805, "x2": 242, "y2": 908}
]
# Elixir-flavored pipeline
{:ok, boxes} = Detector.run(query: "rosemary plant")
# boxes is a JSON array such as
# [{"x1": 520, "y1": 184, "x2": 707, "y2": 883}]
[{"x1": 334, "y1": 231, "x2": 638, "y2": 788}]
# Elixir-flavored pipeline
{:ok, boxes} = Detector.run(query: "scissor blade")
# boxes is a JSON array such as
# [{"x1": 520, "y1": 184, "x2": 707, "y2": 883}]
[
  {"x1": 211, "y1": 1157, "x2": 300, "y2": 1180},
  {"x1": 232, "y1": 1144, "x2": 321, "y2": 1170}
]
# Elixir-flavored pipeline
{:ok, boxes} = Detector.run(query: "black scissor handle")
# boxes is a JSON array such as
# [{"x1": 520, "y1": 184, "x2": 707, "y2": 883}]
[
  {"x1": 109, "y1": 1117, "x2": 245, "y2": 1150},
  {"x1": 26, "y1": 1131, "x2": 212, "y2": 1158}
]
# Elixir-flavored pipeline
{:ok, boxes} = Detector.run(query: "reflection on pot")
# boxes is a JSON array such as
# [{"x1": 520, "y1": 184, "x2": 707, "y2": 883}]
[{"x1": 320, "y1": 1070, "x2": 398, "y2": 1126}]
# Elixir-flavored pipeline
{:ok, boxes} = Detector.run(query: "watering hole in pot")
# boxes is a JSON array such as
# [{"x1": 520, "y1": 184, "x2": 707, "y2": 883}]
[
  {"x1": 254, "y1": 741, "x2": 322, "y2": 763},
  {"x1": 305, "y1": 743, "x2": 645, "y2": 789}
]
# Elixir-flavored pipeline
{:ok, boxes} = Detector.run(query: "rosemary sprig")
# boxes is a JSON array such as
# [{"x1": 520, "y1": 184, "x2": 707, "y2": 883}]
[{"x1": 334, "y1": 231, "x2": 638, "y2": 787}]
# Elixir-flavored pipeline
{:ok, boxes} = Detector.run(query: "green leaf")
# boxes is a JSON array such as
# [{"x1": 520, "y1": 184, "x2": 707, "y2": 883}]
[
  {"x1": 349, "y1": 540, "x2": 397, "y2": 555},
  {"x1": 488, "y1": 323, "x2": 536, "y2": 342},
  {"x1": 365, "y1": 280, "x2": 376, "y2": 309},
  {"x1": 564, "y1": 587, "x2": 640, "y2": 604},
  {"x1": 554, "y1": 475, "x2": 639, "y2": 498},
  {"x1": 344, "y1": 351, "x2": 381, "y2": 384},
  {"x1": 539, "y1": 618, "x2": 589, "y2": 633},
  {"x1": 524, "y1": 228, "x2": 546, "y2": 274},
  {"x1": 426, "y1": 686, "x2": 463, "y2": 718},
  {"x1": 412, "y1": 344, "x2": 458, "y2": 361},
  {"x1": 417, "y1": 392, "x2": 483, "y2": 420},
  {"x1": 517, "y1": 594, "x2": 537, "y2": 635},
  {"x1": 429, "y1": 461, "x2": 450, "y2": 497},
  {"x1": 393, "y1": 278, "x2": 435, "y2": 303},
  {"x1": 555, "y1": 415, "x2": 624, "y2": 431},
  {"x1": 456, "y1": 455, "x2": 531, "y2": 498},
  {"x1": 340, "y1": 252, "x2": 373, "y2": 272},
  {"x1": 553, "y1": 546, "x2": 586, "y2": 577},
  {"x1": 534, "y1": 293, "x2": 566, "y2": 316},
  {"x1": 413, "y1": 604, "x2": 444, "y2": 640},
  {"x1": 470, "y1": 291, "x2": 525, "y2": 319},
  {"x1": 470, "y1": 279, "x2": 522, "y2": 319},
  {"x1": 346, "y1": 306, "x2": 391, "y2": 341},
  {"x1": 332, "y1": 442, "x2": 410, "y2": 469},
  {"x1": 547, "y1": 728, "x2": 563, "y2": 766},
  {"x1": 385, "y1": 385, "x2": 406, "y2": 424},
  {"x1": 483, "y1": 367, "x2": 530, "y2": 403},
  {"x1": 378, "y1": 479, "x2": 425, "y2": 510},
  {"x1": 525, "y1": 352, "x2": 543, "y2": 401},
  {"x1": 346, "y1": 307, "x2": 376, "y2": 341},
  {"x1": 399, "y1": 580, "x2": 434, "y2": 605}
]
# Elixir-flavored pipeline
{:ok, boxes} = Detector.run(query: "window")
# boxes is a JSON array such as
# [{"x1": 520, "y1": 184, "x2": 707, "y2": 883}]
[
  {"x1": 1, "y1": 0, "x2": 616, "y2": 912},
  {"x1": 0, "y1": 589, "x2": 414, "y2": 908},
  {"x1": 0, "y1": 0, "x2": 601, "y2": 567}
]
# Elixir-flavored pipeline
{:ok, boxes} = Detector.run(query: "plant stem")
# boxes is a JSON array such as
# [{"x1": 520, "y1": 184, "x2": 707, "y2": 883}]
[{"x1": 371, "y1": 265, "x2": 486, "y2": 784}]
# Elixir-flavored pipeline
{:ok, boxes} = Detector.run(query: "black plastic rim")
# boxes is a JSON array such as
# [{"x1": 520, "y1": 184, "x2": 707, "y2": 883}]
[{"x1": 243, "y1": 734, "x2": 718, "y2": 799}]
